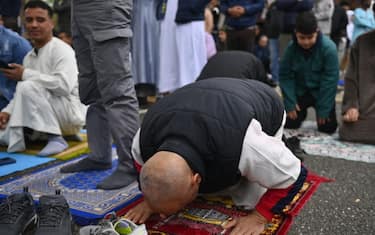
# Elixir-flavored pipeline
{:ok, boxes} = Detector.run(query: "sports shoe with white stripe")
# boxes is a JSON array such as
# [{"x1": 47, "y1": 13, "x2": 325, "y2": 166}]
[{"x1": 0, "y1": 190, "x2": 37, "y2": 235}]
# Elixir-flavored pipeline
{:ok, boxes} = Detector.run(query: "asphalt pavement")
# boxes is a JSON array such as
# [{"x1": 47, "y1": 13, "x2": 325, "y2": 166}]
[{"x1": 288, "y1": 155, "x2": 375, "y2": 235}]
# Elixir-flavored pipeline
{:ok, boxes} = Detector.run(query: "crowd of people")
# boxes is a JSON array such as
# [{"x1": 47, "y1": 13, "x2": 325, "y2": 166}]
[{"x1": 0, "y1": 0, "x2": 374, "y2": 234}]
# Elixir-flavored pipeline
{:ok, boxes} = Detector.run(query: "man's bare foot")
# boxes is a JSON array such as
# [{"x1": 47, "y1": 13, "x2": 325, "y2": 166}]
[{"x1": 124, "y1": 200, "x2": 155, "y2": 224}]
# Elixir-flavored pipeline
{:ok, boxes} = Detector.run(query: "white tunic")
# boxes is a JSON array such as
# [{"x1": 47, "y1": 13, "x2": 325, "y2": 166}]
[
  {"x1": 158, "y1": 0, "x2": 207, "y2": 93},
  {"x1": 0, "y1": 37, "x2": 85, "y2": 152}
]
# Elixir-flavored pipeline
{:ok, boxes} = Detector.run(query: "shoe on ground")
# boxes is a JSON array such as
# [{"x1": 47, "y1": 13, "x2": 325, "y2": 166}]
[
  {"x1": 34, "y1": 194, "x2": 72, "y2": 235},
  {"x1": 285, "y1": 136, "x2": 307, "y2": 162},
  {"x1": 80, "y1": 214, "x2": 147, "y2": 235},
  {"x1": 114, "y1": 218, "x2": 147, "y2": 235},
  {"x1": 0, "y1": 191, "x2": 37, "y2": 235},
  {"x1": 79, "y1": 221, "x2": 120, "y2": 235}
]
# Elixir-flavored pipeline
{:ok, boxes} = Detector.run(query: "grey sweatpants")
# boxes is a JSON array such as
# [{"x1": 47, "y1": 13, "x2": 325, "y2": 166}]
[{"x1": 72, "y1": 0, "x2": 139, "y2": 168}]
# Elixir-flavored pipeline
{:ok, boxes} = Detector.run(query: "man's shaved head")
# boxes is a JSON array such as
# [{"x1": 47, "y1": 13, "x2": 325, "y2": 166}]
[{"x1": 140, "y1": 151, "x2": 201, "y2": 216}]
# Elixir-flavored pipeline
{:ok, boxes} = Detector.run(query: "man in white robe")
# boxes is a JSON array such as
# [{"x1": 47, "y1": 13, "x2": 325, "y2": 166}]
[
  {"x1": 158, "y1": 0, "x2": 207, "y2": 93},
  {"x1": 0, "y1": 1, "x2": 85, "y2": 155}
]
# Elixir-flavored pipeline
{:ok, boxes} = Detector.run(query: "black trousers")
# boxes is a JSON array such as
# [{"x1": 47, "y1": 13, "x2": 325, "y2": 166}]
[
  {"x1": 226, "y1": 27, "x2": 256, "y2": 52},
  {"x1": 285, "y1": 92, "x2": 338, "y2": 134}
]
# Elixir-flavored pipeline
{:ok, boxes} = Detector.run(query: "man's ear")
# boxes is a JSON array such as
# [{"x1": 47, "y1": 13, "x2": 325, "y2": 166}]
[{"x1": 192, "y1": 173, "x2": 201, "y2": 185}]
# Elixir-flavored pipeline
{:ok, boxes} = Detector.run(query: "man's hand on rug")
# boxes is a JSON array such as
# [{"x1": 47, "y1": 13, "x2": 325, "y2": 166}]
[
  {"x1": 222, "y1": 210, "x2": 267, "y2": 235},
  {"x1": 0, "y1": 112, "x2": 10, "y2": 129},
  {"x1": 124, "y1": 200, "x2": 155, "y2": 224}
]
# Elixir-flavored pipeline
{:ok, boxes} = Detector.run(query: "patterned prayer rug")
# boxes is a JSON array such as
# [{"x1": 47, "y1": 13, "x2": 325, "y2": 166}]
[
  {"x1": 284, "y1": 121, "x2": 375, "y2": 163},
  {"x1": 0, "y1": 155, "x2": 142, "y2": 225},
  {"x1": 117, "y1": 173, "x2": 331, "y2": 235}
]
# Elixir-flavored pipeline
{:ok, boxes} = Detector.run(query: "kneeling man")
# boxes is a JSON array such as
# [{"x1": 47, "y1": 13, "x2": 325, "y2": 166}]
[{"x1": 126, "y1": 78, "x2": 307, "y2": 235}]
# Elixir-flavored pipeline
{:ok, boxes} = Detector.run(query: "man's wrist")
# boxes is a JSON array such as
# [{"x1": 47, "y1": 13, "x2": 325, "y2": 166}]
[{"x1": 253, "y1": 210, "x2": 269, "y2": 224}]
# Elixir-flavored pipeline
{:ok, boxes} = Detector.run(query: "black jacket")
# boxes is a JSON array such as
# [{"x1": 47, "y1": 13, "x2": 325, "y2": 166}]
[
  {"x1": 139, "y1": 78, "x2": 284, "y2": 193},
  {"x1": 265, "y1": 3, "x2": 284, "y2": 38},
  {"x1": 330, "y1": 4, "x2": 348, "y2": 46}
]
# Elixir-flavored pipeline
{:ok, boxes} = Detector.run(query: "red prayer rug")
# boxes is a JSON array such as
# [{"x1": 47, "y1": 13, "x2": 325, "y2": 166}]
[{"x1": 119, "y1": 173, "x2": 332, "y2": 235}]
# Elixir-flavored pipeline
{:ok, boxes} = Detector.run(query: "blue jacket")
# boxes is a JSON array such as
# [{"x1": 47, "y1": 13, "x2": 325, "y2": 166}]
[
  {"x1": 156, "y1": 0, "x2": 209, "y2": 23},
  {"x1": 0, "y1": 26, "x2": 32, "y2": 109},
  {"x1": 254, "y1": 45, "x2": 270, "y2": 65},
  {"x1": 276, "y1": 0, "x2": 313, "y2": 33},
  {"x1": 221, "y1": 0, "x2": 265, "y2": 29},
  {"x1": 175, "y1": 0, "x2": 210, "y2": 23}
]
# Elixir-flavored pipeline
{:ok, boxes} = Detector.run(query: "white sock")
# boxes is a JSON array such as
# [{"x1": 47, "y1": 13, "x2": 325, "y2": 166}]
[{"x1": 38, "y1": 136, "x2": 68, "y2": 156}]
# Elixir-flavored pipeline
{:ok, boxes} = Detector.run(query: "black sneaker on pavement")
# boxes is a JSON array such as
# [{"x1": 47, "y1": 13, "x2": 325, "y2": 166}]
[
  {"x1": 35, "y1": 194, "x2": 72, "y2": 235},
  {"x1": 0, "y1": 191, "x2": 37, "y2": 235},
  {"x1": 284, "y1": 136, "x2": 307, "y2": 162}
]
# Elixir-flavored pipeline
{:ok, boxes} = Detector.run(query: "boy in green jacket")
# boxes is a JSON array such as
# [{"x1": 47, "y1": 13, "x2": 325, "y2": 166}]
[{"x1": 279, "y1": 11, "x2": 339, "y2": 134}]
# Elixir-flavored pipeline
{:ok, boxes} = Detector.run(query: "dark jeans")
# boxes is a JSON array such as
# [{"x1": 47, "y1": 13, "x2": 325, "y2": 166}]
[
  {"x1": 0, "y1": 96, "x2": 9, "y2": 110},
  {"x1": 226, "y1": 27, "x2": 256, "y2": 52},
  {"x1": 285, "y1": 92, "x2": 338, "y2": 134},
  {"x1": 269, "y1": 38, "x2": 279, "y2": 82}
]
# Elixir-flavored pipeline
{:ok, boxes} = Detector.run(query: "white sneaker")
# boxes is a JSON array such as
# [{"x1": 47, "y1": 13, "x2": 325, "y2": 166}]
[
  {"x1": 79, "y1": 221, "x2": 119, "y2": 235},
  {"x1": 114, "y1": 218, "x2": 147, "y2": 235},
  {"x1": 79, "y1": 217, "x2": 147, "y2": 235}
]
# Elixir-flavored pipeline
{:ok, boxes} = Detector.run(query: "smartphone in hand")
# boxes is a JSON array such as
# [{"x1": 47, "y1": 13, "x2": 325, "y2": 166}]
[{"x1": 0, "y1": 60, "x2": 13, "y2": 69}]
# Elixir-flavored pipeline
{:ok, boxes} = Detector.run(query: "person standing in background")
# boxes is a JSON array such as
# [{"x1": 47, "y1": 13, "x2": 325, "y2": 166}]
[
  {"x1": 351, "y1": 0, "x2": 375, "y2": 44},
  {"x1": 53, "y1": 0, "x2": 71, "y2": 34},
  {"x1": 60, "y1": 0, "x2": 140, "y2": 190},
  {"x1": 204, "y1": 7, "x2": 217, "y2": 59},
  {"x1": 264, "y1": 0, "x2": 283, "y2": 84},
  {"x1": 312, "y1": 0, "x2": 335, "y2": 35},
  {"x1": 220, "y1": 0, "x2": 265, "y2": 52},
  {"x1": 157, "y1": 0, "x2": 209, "y2": 94},
  {"x1": 340, "y1": 1, "x2": 354, "y2": 45},
  {"x1": 131, "y1": 0, "x2": 160, "y2": 85},
  {"x1": 0, "y1": 0, "x2": 21, "y2": 32},
  {"x1": 276, "y1": 0, "x2": 313, "y2": 56},
  {"x1": 330, "y1": 1, "x2": 349, "y2": 46},
  {"x1": 330, "y1": 1, "x2": 348, "y2": 71}
]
